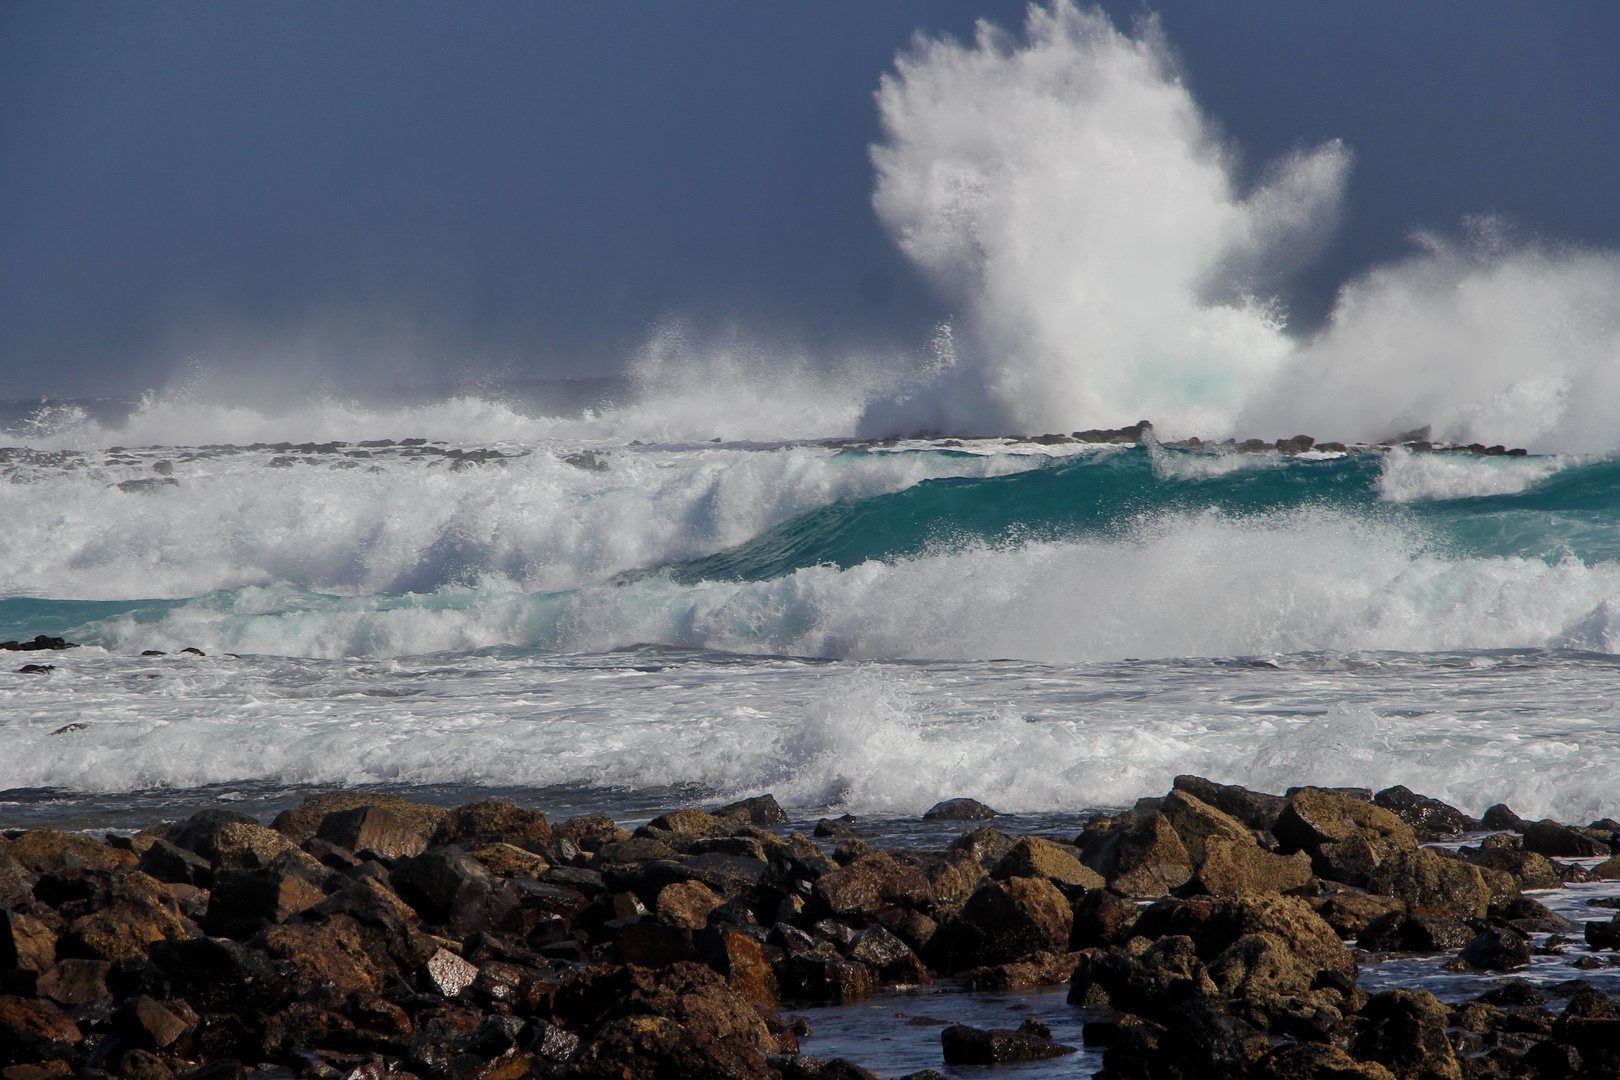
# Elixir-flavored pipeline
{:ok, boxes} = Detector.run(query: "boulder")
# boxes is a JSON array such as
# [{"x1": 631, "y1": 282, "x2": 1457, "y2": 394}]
[
  {"x1": 1070, "y1": 886, "x2": 1139, "y2": 949},
  {"x1": 1207, "y1": 931, "x2": 1320, "y2": 998},
  {"x1": 1522, "y1": 818, "x2": 1611, "y2": 858},
  {"x1": 1366, "y1": 848, "x2": 1492, "y2": 918},
  {"x1": 642, "y1": 808, "x2": 730, "y2": 839},
  {"x1": 1068, "y1": 935, "x2": 1218, "y2": 1018},
  {"x1": 947, "y1": 825, "x2": 1018, "y2": 865},
  {"x1": 713, "y1": 795, "x2": 789, "y2": 827},
  {"x1": 1195, "y1": 837, "x2": 1313, "y2": 897},
  {"x1": 812, "y1": 851, "x2": 928, "y2": 921},
  {"x1": 1445, "y1": 927, "x2": 1530, "y2": 971},
  {"x1": 1171, "y1": 775, "x2": 1287, "y2": 833},
  {"x1": 1183, "y1": 895, "x2": 1357, "y2": 980},
  {"x1": 112, "y1": 995, "x2": 191, "y2": 1051},
  {"x1": 701, "y1": 928, "x2": 780, "y2": 1009},
  {"x1": 1255, "y1": 1043, "x2": 1398, "y2": 1080},
  {"x1": 202, "y1": 866, "x2": 326, "y2": 938},
  {"x1": 0, "y1": 995, "x2": 80, "y2": 1066},
  {"x1": 469, "y1": 842, "x2": 549, "y2": 878},
  {"x1": 1311, "y1": 889, "x2": 1406, "y2": 939},
  {"x1": 1372, "y1": 786, "x2": 1480, "y2": 840},
  {"x1": 843, "y1": 924, "x2": 928, "y2": 986},
  {"x1": 1356, "y1": 912, "x2": 1474, "y2": 953},
  {"x1": 431, "y1": 800, "x2": 553, "y2": 847},
  {"x1": 1161, "y1": 788, "x2": 1255, "y2": 865},
  {"x1": 1273, "y1": 788, "x2": 1416, "y2": 886},
  {"x1": 939, "y1": 1024, "x2": 1077, "y2": 1064},
  {"x1": 271, "y1": 792, "x2": 448, "y2": 843},
  {"x1": 257, "y1": 914, "x2": 388, "y2": 994},
  {"x1": 134, "y1": 838, "x2": 213, "y2": 887},
  {"x1": 35, "y1": 958, "x2": 110, "y2": 1006},
  {"x1": 554, "y1": 814, "x2": 633, "y2": 852},
  {"x1": 4, "y1": 829, "x2": 127, "y2": 873},
  {"x1": 657, "y1": 881, "x2": 726, "y2": 929},
  {"x1": 1084, "y1": 811, "x2": 1194, "y2": 896},
  {"x1": 1349, "y1": 989, "x2": 1460, "y2": 1080},
  {"x1": 993, "y1": 836, "x2": 1104, "y2": 888},
  {"x1": 207, "y1": 822, "x2": 303, "y2": 870},
  {"x1": 316, "y1": 805, "x2": 429, "y2": 860},
  {"x1": 391, "y1": 846, "x2": 514, "y2": 929},
  {"x1": 56, "y1": 872, "x2": 190, "y2": 961},
  {"x1": 1480, "y1": 804, "x2": 1524, "y2": 832},
  {"x1": 952, "y1": 877, "x2": 1072, "y2": 968},
  {"x1": 960, "y1": 950, "x2": 1080, "y2": 990},
  {"x1": 0, "y1": 912, "x2": 56, "y2": 973},
  {"x1": 922, "y1": 799, "x2": 998, "y2": 821}
]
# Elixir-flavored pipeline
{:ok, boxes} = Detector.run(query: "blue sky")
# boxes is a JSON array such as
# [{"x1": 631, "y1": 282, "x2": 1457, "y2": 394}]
[{"x1": 2, "y1": 1, "x2": 1617, "y2": 399}]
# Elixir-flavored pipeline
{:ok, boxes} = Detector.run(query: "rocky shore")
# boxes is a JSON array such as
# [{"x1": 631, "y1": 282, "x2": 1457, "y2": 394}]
[{"x1": 3, "y1": 778, "x2": 1619, "y2": 1080}]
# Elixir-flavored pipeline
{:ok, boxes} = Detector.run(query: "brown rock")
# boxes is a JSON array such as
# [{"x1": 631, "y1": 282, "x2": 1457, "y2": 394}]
[
  {"x1": 1367, "y1": 848, "x2": 1491, "y2": 919},
  {"x1": 923, "y1": 798, "x2": 999, "y2": 821},
  {"x1": 1187, "y1": 895, "x2": 1357, "y2": 980},
  {"x1": 469, "y1": 842, "x2": 549, "y2": 878},
  {"x1": 0, "y1": 913, "x2": 55, "y2": 973},
  {"x1": 1207, "y1": 932, "x2": 1317, "y2": 998},
  {"x1": 940, "y1": 1023, "x2": 1077, "y2": 1064},
  {"x1": 712, "y1": 795, "x2": 789, "y2": 827},
  {"x1": 315, "y1": 806, "x2": 428, "y2": 860},
  {"x1": 1274, "y1": 788, "x2": 1416, "y2": 886},
  {"x1": 948, "y1": 825, "x2": 1018, "y2": 865},
  {"x1": 1349, "y1": 989, "x2": 1460, "y2": 1080},
  {"x1": 1109, "y1": 812, "x2": 1194, "y2": 896},
  {"x1": 657, "y1": 881, "x2": 725, "y2": 929},
  {"x1": 1592, "y1": 853, "x2": 1620, "y2": 880},
  {"x1": 1311, "y1": 890, "x2": 1407, "y2": 938},
  {"x1": 644, "y1": 808, "x2": 730, "y2": 838},
  {"x1": 3, "y1": 829, "x2": 127, "y2": 874},
  {"x1": 1067, "y1": 935, "x2": 1218, "y2": 1018},
  {"x1": 1070, "y1": 887, "x2": 1138, "y2": 948},
  {"x1": 812, "y1": 851, "x2": 929, "y2": 921},
  {"x1": 954, "y1": 877, "x2": 1073, "y2": 968},
  {"x1": 257, "y1": 914, "x2": 387, "y2": 994},
  {"x1": 1171, "y1": 775, "x2": 1288, "y2": 833},
  {"x1": 703, "y1": 928, "x2": 779, "y2": 1009},
  {"x1": 118, "y1": 1049, "x2": 176, "y2": 1080},
  {"x1": 34, "y1": 959, "x2": 109, "y2": 1006},
  {"x1": 271, "y1": 792, "x2": 449, "y2": 843},
  {"x1": 961, "y1": 950, "x2": 1080, "y2": 990},
  {"x1": 208, "y1": 822, "x2": 301, "y2": 870},
  {"x1": 0, "y1": 995, "x2": 80, "y2": 1065},
  {"x1": 431, "y1": 800, "x2": 553, "y2": 847},
  {"x1": 994, "y1": 837, "x2": 1104, "y2": 888},
  {"x1": 57, "y1": 873, "x2": 189, "y2": 961},
  {"x1": 113, "y1": 995, "x2": 188, "y2": 1051},
  {"x1": 1161, "y1": 789, "x2": 1255, "y2": 865},
  {"x1": 1256, "y1": 1043, "x2": 1398, "y2": 1080},
  {"x1": 202, "y1": 867, "x2": 326, "y2": 939},
  {"x1": 553, "y1": 814, "x2": 632, "y2": 852},
  {"x1": 1196, "y1": 837, "x2": 1314, "y2": 897}
]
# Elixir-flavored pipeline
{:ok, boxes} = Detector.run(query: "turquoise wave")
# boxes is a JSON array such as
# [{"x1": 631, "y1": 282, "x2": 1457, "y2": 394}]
[{"x1": 670, "y1": 447, "x2": 1620, "y2": 582}]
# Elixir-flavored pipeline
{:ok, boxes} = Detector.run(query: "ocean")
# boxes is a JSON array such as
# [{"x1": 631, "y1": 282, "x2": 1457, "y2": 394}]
[{"x1": 5, "y1": 395, "x2": 1620, "y2": 840}]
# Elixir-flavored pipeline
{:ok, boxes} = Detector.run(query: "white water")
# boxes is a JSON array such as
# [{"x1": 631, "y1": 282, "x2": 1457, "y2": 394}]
[{"x1": 862, "y1": 2, "x2": 1620, "y2": 452}]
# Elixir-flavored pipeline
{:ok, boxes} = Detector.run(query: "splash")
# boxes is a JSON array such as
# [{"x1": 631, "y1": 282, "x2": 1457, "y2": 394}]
[{"x1": 862, "y1": 2, "x2": 1620, "y2": 452}]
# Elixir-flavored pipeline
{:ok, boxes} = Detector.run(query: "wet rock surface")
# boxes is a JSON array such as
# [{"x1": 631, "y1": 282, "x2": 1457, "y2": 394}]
[{"x1": 0, "y1": 779, "x2": 1615, "y2": 1078}]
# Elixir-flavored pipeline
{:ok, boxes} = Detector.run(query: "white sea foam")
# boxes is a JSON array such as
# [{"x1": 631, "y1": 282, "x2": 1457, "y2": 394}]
[
  {"x1": 7, "y1": 647, "x2": 1618, "y2": 824},
  {"x1": 67, "y1": 507, "x2": 1620, "y2": 661},
  {"x1": 1375, "y1": 447, "x2": 1577, "y2": 503},
  {"x1": 0, "y1": 442, "x2": 1045, "y2": 601},
  {"x1": 862, "y1": 2, "x2": 1620, "y2": 452}
]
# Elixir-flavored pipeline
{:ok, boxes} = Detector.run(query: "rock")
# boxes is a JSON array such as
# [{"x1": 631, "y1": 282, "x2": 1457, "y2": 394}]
[
  {"x1": 843, "y1": 924, "x2": 928, "y2": 985},
  {"x1": 961, "y1": 950, "x2": 1079, "y2": 990},
  {"x1": 0, "y1": 850, "x2": 29, "y2": 910},
  {"x1": 119, "y1": 1049, "x2": 177, "y2": 1080},
  {"x1": 469, "y1": 842, "x2": 549, "y2": 878},
  {"x1": 1255, "y1": 1043, "x2": 1398, "y2": 1080},
  {"x1": 134, "y1": 838, "x2": 213, "y2": 887},
  {"x1": 202, "y1": 866, "x2": 326, "y2": 939},
  {"x1": 1068, "y1": 889, "x2": 1134, "y2": 951},
  {"x1": 1367, "y1": 847, "x2": 1492, "y2": 918},
  {"x1": 922, "y1": 799, "x2": 998, "y2": 821},
  {"x1": 271, "y1": 792, "x2": 449, "y2": 843},
  {"x1": 0, "y1": 995, "x2": 80, "y2": 1065},
  {"x1": 939, "y1": 1024, "x2": 1077, "y2": 1064},
  {"x1": 1196, "y1": 837, "x2": 1314, "y2": 897},
  {"x1": 167, "y1": 810, "x2": 259, "y2": 860},
  {"x1": 813, "y1": 816, "x2": 860, "y2": 839},
  {"x1": 424, "y1": 947, "x2": 479, "y2": 996},
  {"x1": 1356, "y1": 912, "x2": 1474, "y2": 952},
  {"x1": 1185, "y1": 895, "x2": 1358, "y2": 981},
  {"x1": 553, "y1": 813, "x2": 633, "y2": 853},
  {"x1": 1590, "y1": 854, "x2": 1620, "y2": 880},
  {"x1": 1311, "y1": 889, "x2": 1407, "y2": 938},
  {"x1": 993, "y1": 836, "x2": 1104, "y2": 888},
  {"x1": 0, "y1": 912, "x2": 56, "y2": 973},
  {"x1": 1446, "y1": 927, "x2": 1531, "y2": 971},
  {"x1": 1349, "y1": 989, "x2": 1461, "y2": 1080},
  {"x1": 1488, "y1": 893, "x2": 1574, "y2": 933},
  {"x1": 34, "y1": 958, "x2": 109, "y2": 1006},
  {"x1": 1522, "y1": 818, "x2": 1611, "y2": 858},
  {"x1": 1455, "y1": 837, "x2": 1562, "y2": 890},
  {"x1": 56, "y1": 872, "x2": 190, "y2": 961},
  {"x1": 1172, "y1": 778, "x2": 1287, "y2": 834},
  {"x1": 145, "y1": 936, "x2": 290, "y2": 1014},
  {"x1": 258, "y1": 914, "x2": 388, "y2": 994},
  {"x1": 1586, "y1": 913, "x2": 1620, "y2": 949},
  {"x1": 316, "y1": 805, "x2": 429, "y2": 860},
  {"x1": 1085, "y1": 811, "x2": 1194, "y2": 896},
  {"x1": 432, "y1": 800, "x2": 553, "y2": 847},
  {"x1": 391, "y1": 846, "x2": 514, "y2": 929},
  {"x1": 812, "y1": 851, "x2": 927, "y2": 921},
  {"x1": 1372, "y1": 786, "x2": 1480, "y2": 840},
  {"x1": 3, "y1": 829, "x2": 127, "y2": 873},
  {"x1": 593, "y1": 837, "x2": 682, "y2": 865},
  {"x1": 1207, "y1": 931, "x2": 1320, "y2": 998},
  {"x1": 1273, "y1": 788, "x2": 1416, "y2": 886},
  {"x1": 1068, "y1": 935, "x2": 1218, "y2": 1018},
  {"x1": 113, "y1": 994, "x2": 190, "y2": 1050},
  {"x1": 713, "y1": 795, "x2": 789, "y2": 827},
  {"x1": 643, "y1": 808, "x2": 730, "y2": 839},
  {"x1": 1161, "y1": 789, "x2": 1255, "y2": 864},
  {"x1": 0, "y1": 635, "x2": 76, "y2": 651},
  {"x1": 657, "y1": 881, "x2": 726, "y2": 929},
  {"x1": 953, "y1": 877, "x2": 1073, "y2": 968},
  {"x1": 207, "y1": 821, "x2": 303, "y2": 870},
  {"x1": 947, "y1": 827, "x2": 1018, "y2": 869},
  {"x1": 1480, "y1": 804, "x2": 1524, "y2": 832}
]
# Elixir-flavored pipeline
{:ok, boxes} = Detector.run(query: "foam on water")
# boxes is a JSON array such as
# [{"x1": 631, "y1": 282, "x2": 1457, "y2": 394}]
[
  {"x1": 1376, "y1": 446, "x2": 1579, "y2": 503},
  {"x1": 7, "y1": 648, "x2": 1619, "y2": 825},
  {"x1": 50, "y1": 506, "x2": 1620, "y2": 662}
]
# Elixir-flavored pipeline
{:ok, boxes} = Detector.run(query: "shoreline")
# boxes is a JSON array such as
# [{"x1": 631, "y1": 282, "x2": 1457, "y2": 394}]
[{"x1": 3, "y1": 778, "x2": 1618, "y2": 1079}]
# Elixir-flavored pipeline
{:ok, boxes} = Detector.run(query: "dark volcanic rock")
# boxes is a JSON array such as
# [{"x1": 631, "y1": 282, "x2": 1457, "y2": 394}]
[
  {"x1": 391, "y1": 846, "x2": 515, "y2": 929},
  {"x1": 135, "y1": 837, "x2": 213, "y2": 887},
  {"x1": 1523, "y1": 818, "x2": 1611, "y2": 858},
  {"x1": 0, "y1": 994, "x2": 81, "y2": 1065},
  {"x1": 1373, "y1": 785, "x2": 1481, "y2": 839},
  {"x1": 922, "y1": 798, "x2": 998, "y2": 821},
  {"x1": 713, "y1": 794, "x2": 789, "y2": 827},
  {"x1": 953, "y1": 877, "x2": 1072, "y2": 968},
  {"x1": 1447, "y1": 926, "x2": 1531, "y2": 971},
  {"x1": 939, "y1": 1023, "x2": 1077, "y2": 1064}
]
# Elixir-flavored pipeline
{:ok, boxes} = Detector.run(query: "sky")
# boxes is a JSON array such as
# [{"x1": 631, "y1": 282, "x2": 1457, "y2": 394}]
[{"x1": 2, "y1": 1, "x2": 1617, "y2": 401}]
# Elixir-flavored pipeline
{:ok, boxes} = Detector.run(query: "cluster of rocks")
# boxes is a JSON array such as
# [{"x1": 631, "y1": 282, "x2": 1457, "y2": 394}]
[{"x1": 2, "y1": 779, "x2": 1618, "y2": 1080}]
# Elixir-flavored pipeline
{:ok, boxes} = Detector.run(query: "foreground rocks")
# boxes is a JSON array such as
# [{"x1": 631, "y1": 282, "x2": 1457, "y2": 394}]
[{"x1": 0, "y1": 780, "x2": 1616, "y2": 1080}]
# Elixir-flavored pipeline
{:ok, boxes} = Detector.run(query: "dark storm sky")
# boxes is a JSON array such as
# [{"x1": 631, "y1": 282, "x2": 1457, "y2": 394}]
[{"x1": 2, "y1": 2, "x2": 1617, "y2": 399}]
